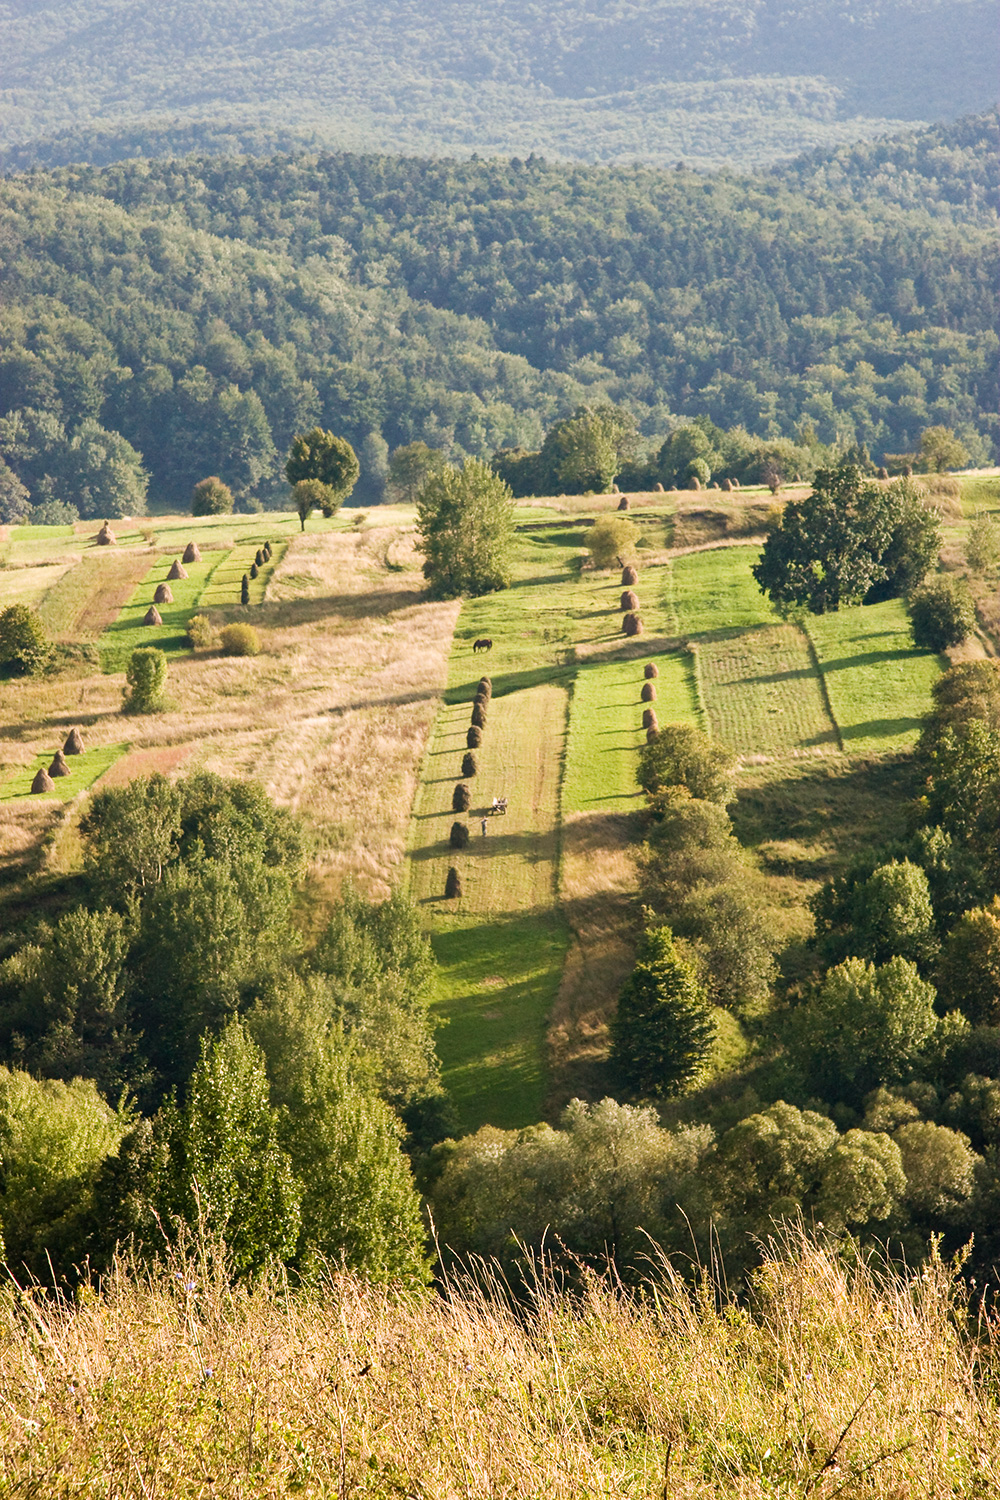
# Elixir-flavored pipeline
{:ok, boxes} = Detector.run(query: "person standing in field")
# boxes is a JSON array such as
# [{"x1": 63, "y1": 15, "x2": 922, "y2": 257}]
[{"x1": 481, "y1": 817, "x2": 488, "y2": 836}]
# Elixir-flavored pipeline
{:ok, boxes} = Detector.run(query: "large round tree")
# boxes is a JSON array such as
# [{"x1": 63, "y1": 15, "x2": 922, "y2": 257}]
[
  {"x1": 416, "y1": 458, "x2": 515, "y2": 598},
  {"x1": 285, "y1": 428, "x2": 359, "y2": 521}
]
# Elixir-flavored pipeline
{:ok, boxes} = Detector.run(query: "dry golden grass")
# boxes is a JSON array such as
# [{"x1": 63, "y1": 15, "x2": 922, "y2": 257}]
[
  {"x1": 0, "y1": 523, "x2": 459, "y2": 904},
  {"x1": 2, "y1": 1232, "x2": 996, "y2": 1498},
  {"x1": 548, "y1": 810, "x2": 640, "y2": 1111}
]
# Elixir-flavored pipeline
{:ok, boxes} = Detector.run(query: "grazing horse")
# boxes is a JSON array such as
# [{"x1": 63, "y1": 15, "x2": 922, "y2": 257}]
[{"x1": 473, "y1": 638, "x2": 493, "y2": 653}]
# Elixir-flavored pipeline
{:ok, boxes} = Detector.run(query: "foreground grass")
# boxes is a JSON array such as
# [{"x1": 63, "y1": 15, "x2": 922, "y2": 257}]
[{"x1": 2, "y1": 1234, "x2": 995, "y2": 1497}]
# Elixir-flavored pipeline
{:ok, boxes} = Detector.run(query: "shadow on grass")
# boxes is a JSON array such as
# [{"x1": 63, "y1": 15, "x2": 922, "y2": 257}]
[
  {"x1": 841, "y1": 716, "x2": 923, "y2": 742},
  {"x1": 818, "y1": 646, "x2": 933, "y2": 674}
]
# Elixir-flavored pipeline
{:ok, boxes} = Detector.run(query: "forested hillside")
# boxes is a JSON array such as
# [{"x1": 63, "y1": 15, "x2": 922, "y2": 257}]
[
  {"x1": 0, "y1": 113, "x2": 995, "y2": 510},
  {"x1": 1, "y1": 0, "x2": 996, "y2": 171}
]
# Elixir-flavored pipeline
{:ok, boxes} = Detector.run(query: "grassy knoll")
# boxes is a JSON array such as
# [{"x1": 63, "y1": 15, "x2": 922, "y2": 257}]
[
  {"x1": 562, "y1": 652, "x2": 700, "y2": 815},
  {"x1": 697, "y1": 623, "x2": 838, "y2": 757},
  {"x1": 806, "y1": 599, "x2": 943, "y2": 755},
  {"x1": 98, "y1": 553, "x2": 226, "y2": 671},
  {"x1": 0, "y1": 742, "x2": 127, "y2": 801}
]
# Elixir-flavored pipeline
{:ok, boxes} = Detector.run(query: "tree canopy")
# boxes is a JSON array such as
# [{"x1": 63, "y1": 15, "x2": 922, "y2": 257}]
[{"x1": 416, "y1": 458, "x2": 515, "y2": 599}]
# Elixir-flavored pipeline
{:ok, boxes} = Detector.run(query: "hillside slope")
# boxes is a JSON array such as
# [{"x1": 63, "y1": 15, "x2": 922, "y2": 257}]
[{"x1": 1, "y1": 0, "x2": 997, "y2": 170}]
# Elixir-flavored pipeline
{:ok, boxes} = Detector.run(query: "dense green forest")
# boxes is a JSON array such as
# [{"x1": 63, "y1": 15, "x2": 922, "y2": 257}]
[
  {"x1": 0, "y1": 112, "x2": 995, "y2": 512},
  {"x1": 1, "y1": 0, "x2": 996, "y2": 172}
]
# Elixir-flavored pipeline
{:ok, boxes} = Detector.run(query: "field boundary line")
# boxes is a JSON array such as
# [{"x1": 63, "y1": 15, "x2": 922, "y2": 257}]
[
  {"x1": 686, "y1": 642, "x2": 710, "y2": 733},
  {"x1": 801, "y1": 622, "x2": 845, "y2": 753}
]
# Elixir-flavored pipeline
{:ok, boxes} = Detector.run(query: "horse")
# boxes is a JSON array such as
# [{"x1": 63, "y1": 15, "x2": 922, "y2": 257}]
[{"x1": 473, "y1": 638, "x2": 493, "y2": 653}]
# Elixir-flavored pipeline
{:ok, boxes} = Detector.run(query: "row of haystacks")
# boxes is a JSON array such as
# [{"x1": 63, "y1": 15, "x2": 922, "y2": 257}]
[
  {"x1": 642, "y1": 661, "x2": 659, "y2": 741},
  {"x1": 445, "y1": 673, "x2": 492, "y2": 895},
  {"x1": 30, "y1": 727, "x2": 86, "y2": 794},
  {"x1": 140, "y1": 539, "x2": 276, "y2": 627},
  {"x1": 620, "y1": 565, "x2": 643, "y2": 636}
]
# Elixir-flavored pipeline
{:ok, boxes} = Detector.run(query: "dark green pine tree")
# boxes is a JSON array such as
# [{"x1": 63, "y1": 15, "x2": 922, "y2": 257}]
[{"x1": 611, "y1": 925, "x2": 715, "y2": 1099}]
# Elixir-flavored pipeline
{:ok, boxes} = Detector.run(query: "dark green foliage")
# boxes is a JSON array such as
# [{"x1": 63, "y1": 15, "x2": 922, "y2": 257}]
[
  {"x1": 191, "y1": 476, "x2": 233, "y2": 515},
  {"x1": 388, "y1": 441, "x2": 445, "y2": 504},
  {"x1": 0, "y1": 603, "x2": 50, "y2": 675},
  {"x1": 638, "y1": 722, "x2": 736, "y2": 804},
  {"x1": 938, "y1": 899, "x2": 1000, "y2": 1026},
  {"x1": 611, "y1": 925, "x2": 715, "y2": 1099},
  {"x1": 123, "y1": 646, "x2": 167, "y2": 712},
  {"x1": 753, "y1": 464, "x2": 941, "y2": 613},
  {"x1": 812, "y1": 859, "x2": 939, "y2": 970},
  {"x1": 285, "y1": 428, "x2": 359, "y2": 511},
  {"x1": 417, "y1": 460, "x2": 515, "y2": 599},
  {"x1": 908, "y1": 576, "x2": 975, "y2": 650}
]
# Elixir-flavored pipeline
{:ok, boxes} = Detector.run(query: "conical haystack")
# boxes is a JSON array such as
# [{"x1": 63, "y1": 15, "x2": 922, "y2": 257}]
[
  {"x1": 182, "y1": 542, "x2": 201, "y2": 564},
  {"x1": 255, "y1": 550, "x2": 264, "y2": 567},
  {"x1": 467, "y1": 725, "x2": 482, "y2": 749},
  {"x1": 471, "y1": 704, "x2": 486, "y2": 729},
  {"x1": 143, "y1": 605, "x2": 163, "y2": 626},
  {"x1": 96, "y1": 523, "x2": 116, "y2": 546},
  {"x1": 250, "y1": 562, "x2": 259, "y2": 579},
  {"x1": 153, "y1": 583, "x2": 173, "y2": 604},
  {"x1": 623, "y1": 612, "x2": 643, "y2": 637},
  {"x1": 641, "y1": 682, "x2": 656, "y2": 703},
  {"x1": 644, "y1": 663, "x2": 658, "y2": 680},
  {"x1": 445, "y1": 866, "x2": 463, "y2": 898},
  {"x1": 621, "y1": 589, "x2": 639, "y2": 611},
  {"x1": 478, "y1": 677, "x2": 492, "y2": 699},
  {"x1": 31, "y1": 768, "x2": 55, "y2": 794},
  {"x1": 48, "y1": 750, "x2": 71, "y2": 777},
  {"x1": 63, "y1": 727, "x2": 85, "y2": 755},
  {"x1": 622, "y1": 565, "x2": 638, "y2": 586},
  {"x1": 452, "y1": 782, "x2": 471, "y2": 813},
  {"x1": 450, "y1": 822, "x2": 470, "y2": 849},
  {"x1": 167, "y1": 559, "x2": 187, "y2": 580},
  {"x1": 646, "y1": 726, "x2": 659, "y2": 743},
  {"x1": 617, "y1": 495, "x2": 630, "y2": 511},
  {"x1": 642, "y1": 708, "x2": 657, "y2": 730},
  {"x1": 462, "y1": 751, "x2": 477, "y2": 778}
]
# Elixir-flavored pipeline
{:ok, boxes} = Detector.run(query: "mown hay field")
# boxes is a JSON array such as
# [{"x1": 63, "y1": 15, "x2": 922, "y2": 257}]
[
  {"x1": 97, "y1": 552, "x2": 225, "y2": 670},
  {"x1": 697, "y1": 623, "x2": 838, "y2": 757}
]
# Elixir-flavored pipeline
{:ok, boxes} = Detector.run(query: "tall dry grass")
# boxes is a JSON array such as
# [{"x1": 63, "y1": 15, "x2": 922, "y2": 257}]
[{"x1": 0, "y1": 1230, "x2": 995, "y2": 1497}]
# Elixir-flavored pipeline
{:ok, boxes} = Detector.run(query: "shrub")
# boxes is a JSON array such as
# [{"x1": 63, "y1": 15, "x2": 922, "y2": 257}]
[
  {"x1": 220, "y1": 624, "x2": 261, "y2": 657},
  {"x1": 0, "y1": 604, "x2": 50, "y2": 675},
  {"x1": 641, "y1": 682, "x2": 656, "y2": 703},
  {"x1": 585, "y1": 515, "x2": 638, "y2": 570},
  {"x1": 452, "y1": 783, "x2": 471, "y2": 813},
  {"x1": 467, "y1": 725, "x2": 482, "y2": 749},
  {"x1": 638, "y1": 722, "x2": 736, "y2": 805},
  {"x1": 191, "y1": 476, "x2": 234, "y2": 516},
  {"x1": 461, "y1": 751, "x2": 477, "y2": 778},
  {"x1": 444, "y1": 866, "x2": 462, "y2": 898},
  {"x1": 186, "y1": 614, "x2": 215, "y2": 650},
  {"x1": 450, "y1": 822, "x2": 469, "y2": 849},
  {"x1": 644, "y1": 662, "x2": 658, "y2": 679},
  {"x1": 123, "y1": 647, "x2": 167, "y2": 713},
  {"x1": 908, "y1": 576, "x2": 975, "y2": 651},
  {"x1": 966, "y1": 511, "x2": 1000, "y2": 574}
]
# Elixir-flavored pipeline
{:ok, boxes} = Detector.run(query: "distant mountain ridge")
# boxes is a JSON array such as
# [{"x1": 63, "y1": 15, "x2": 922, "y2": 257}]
[{"x1": 0, "y1": 0, "x2": 996, "y2": 171}]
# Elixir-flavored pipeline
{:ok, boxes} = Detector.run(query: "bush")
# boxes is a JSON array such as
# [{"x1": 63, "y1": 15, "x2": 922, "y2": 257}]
[
  {"x1": 0, "y1": 604, "x2": 50, "y2": 675},
  {"x1": 611, "y1": 925, "x2": 715, "y2": 1099},
  {"x1": 186, "y1": 614, "x2": 215, "y2": 650},
  {"x1": 191, "y1": 476, "x2": 234, "y2": 516},
  {"x1": 220, "y1": 624, "x2": 261, "y2": 657},
  {"x1": 908, "y1": 576, "x2": 975, "y2": 651},
  {"x1": 123, "y1": 647, "x2": 167, "y2": 713},
  {"x1": 26, "y1": 498, "x2": 78, "y2": 525},
  {"x1": 638, "y1": 723, "x2": 736, "y2": 805},
  {"x1": 585, "y1": 514, "x2": 638, "y2": 570},
  {"x1": 966, "y1": 511, "x2": 1000, "y2": 574}
]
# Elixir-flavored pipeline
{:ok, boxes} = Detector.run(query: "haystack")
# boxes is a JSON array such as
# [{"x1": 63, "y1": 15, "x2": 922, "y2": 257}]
[
  {"x1": 182, "y1": 542, "x2": 201, "y2": 564},
  {"x1": 462, "y1": 751, "x2": 477, "y2": 778},
  {"x1": 450, "y1": 822, "x2": 470, "y2": 849},
  {"x1": 644, "y1": 663, "x2": 658, "y2": 680},
  {"x1": 452, "y1": 782, "x2": 471, "y2": 813},
  {"x1": 654, "y1": 482, "x2": 664, "y2": 493},
  {"x1": 641, "y1": 682, "x2": 656, "y2": 702},
  {"x1": 96, "y1": 523, "x2": 116, "y2": 546},
  {"x1": 474, "y1": 691, "x2": 488, "y2": 713},
  {"x1": 48, "y1": 749, "x2": 71, "y2": 777},
  {"x1": 646, "y1": 726, "x2": 659, "y2": 743},
  {"x1": 31, "y1": 768, "x2": 55, "y2": 794},
  {"x1": 153, "y1": 583, "x2": 173, "y2": 604},
  {"x1": 63, "y1": 727, "x2": 85, "y2": 755},
  {"x1": 445, "y1": 866, "x2": 463, "y2": 898},
  {"x1": 617, "y1": 495, "x2": 630, "y2": 511},
  {"x1": 240, "y1": 575, "x2": 250, "y2": 605},
  {"x1": 467, "y1": 725, "x2": 483, "y2": 749},
  {"x1": 471, "y1": 704, "x2": 486, "y2": 730},
  {"x1": 877, "y1": 466, "x2": 889, "y2": 480},
  {"x1": 620, "y1": 589, "x2": 639, "y2": 611},
  {"x1": 143, "y1": 605, "x2": 163, "y2": 626},
  {"x1": 621, "y1": 565, "x2": 638, "y2": 586},
  {"x1": 642, "y1": 708, "x2": 657, "y2": 730},
  {"x1": 250, "y1": 562, "x2": 259, "y2": 580},
  {"x1": 255, "y1": 550, "x2": 264, "y2": 567},
  {"x1": 167, "y1": 559, "x2": 188, "y2": 580},
  {"x1": 623, "y1": 612, "x2": 643, "y2": 637},
  {"x1": 720, "y1": 477, "x2": 733, "y2": 492},
  {"x1": 478, "y1": 677, "x2": 492, "y2": 700}
]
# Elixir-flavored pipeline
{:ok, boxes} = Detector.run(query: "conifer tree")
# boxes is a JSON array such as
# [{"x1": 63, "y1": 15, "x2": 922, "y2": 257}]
[{"x1": 611, "y1": 924, "x2": 715, "y2": 1099}]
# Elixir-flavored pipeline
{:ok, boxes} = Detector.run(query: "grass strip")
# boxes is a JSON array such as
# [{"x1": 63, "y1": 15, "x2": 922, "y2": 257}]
[
  {"x1": 98, "y1": 553, "x2": 225, "y2": 672},
  {"x1": 698, "y1": 623, "x2": 839, "y2": 757},
  {"x1": 0, "y1": 743, "x2": 128, "y2": 801},
  {"x1": 806, "y1": 599, "x2": 943, "y2": 756},
  {"x1": 670, "y1": 546, "x2": 777, "y2": 638},
  {"x1": 197, "y1": 538, "x2": 288, "y2": 607}
]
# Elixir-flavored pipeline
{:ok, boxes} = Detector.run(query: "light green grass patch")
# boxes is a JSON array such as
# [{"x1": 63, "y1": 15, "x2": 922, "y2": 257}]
[
  {"x1": 98, "y1": 554, "x2": 224, "y2": 672},
  {"x1": 698, "y1": 623, "x2": 838, "y2": 757},
  {"x1": 0, "y1": 561, "x2": 76, "y2": 613},
  {"x1": 562, "y1": 652, "x2": 701, "y2": 814},
  {"x1": 428, "y1": 913, "x2": 569, "y2": 1132},
  {"x1": 9, "y1": 525, "x2": 75, "y2": 542},
  {"x1": 0, "y1": 743, "x2": 127, "y2": 801},
  {"x1": 806, "y1": 599, "x2": 943, "y2": 756},
  {"x1": 669, "y1": 547, "x2": 776, "y2": 638}
]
